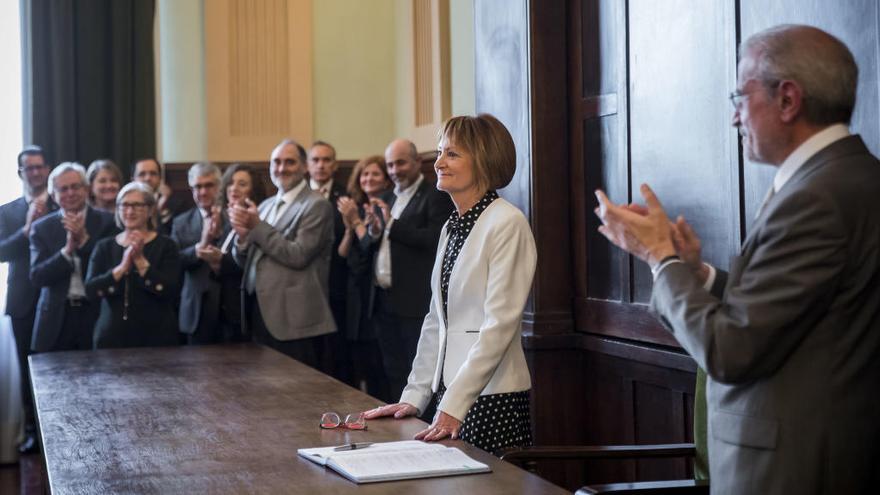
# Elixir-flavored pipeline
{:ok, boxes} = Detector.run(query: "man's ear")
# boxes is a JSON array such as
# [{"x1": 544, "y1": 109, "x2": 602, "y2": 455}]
[{"x1": 777, "y1": 80, "x2": 805, "y2": 124}]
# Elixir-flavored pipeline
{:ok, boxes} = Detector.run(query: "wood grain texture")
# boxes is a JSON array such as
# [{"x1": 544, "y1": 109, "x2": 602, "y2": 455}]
[
  {"x1": 30, "y1": 344, "x2": 566, "y2": 494},
  {"x1": 739, "y1": 0, "x2": 880, "y2": 232},
  {"x1": 204, "y1": 0, "x2": 313, "y2": 161}
]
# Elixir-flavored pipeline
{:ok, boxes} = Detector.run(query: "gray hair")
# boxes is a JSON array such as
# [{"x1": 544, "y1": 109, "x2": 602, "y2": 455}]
[
  {"x1": 187, "y1": 161, "x2": 222, "y2": 186},
  {"x1": 48, "y1": 162, "x2": 88, "y2": 195},
  {"x1": 275, "y1": 139, "x2": 308, "y2": 165},
  {"x1": 115, "y1": 182, "x2": 158, "y2": 230},
  {"x1": 742, "y1": 24, "x2": 858, "y2": 125}
]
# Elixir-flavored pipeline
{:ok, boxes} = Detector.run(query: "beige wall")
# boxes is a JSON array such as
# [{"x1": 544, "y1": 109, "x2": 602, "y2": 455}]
[
  {"x1": 450, "y1": 0, "x2": 475, "y2": 118},
  {"x1": 156, "y1": 0, "x2": 474, "y2": 162},
  {"x1": 156, "y1": 0, "x2": 207, "y2": 162},
  {"x1": 312, "y1": 0, "x2": 396, "y2": 160}
]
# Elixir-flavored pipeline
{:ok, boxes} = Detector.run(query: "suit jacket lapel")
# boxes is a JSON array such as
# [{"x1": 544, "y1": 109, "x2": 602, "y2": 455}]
[
  {"x1": 274, "y1": 186, "x2": 310, "y2": 232},
  {"x1": 741, "y1": 135, "x2": 866, "y2": 254},
  {"x1": 397, "y1": 180, "x2": 426, "y2": 221}
]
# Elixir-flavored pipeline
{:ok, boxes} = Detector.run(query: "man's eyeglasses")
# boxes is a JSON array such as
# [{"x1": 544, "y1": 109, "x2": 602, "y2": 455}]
[
  {"x1": 728, "y1": 89, "x2": 757, "y2": 109},
  {"x1": 54, "y1": 183, "x2": 85, "y2": 194},
  {"x1": 19, "y1": 164, "x2": 48, "y2": 173},
  {"x1": 320, "y1": 412, "x2": 367, "y2": 430},
  {"x1": 729, "y1": 80, "x2": 780, "y2": 110}
]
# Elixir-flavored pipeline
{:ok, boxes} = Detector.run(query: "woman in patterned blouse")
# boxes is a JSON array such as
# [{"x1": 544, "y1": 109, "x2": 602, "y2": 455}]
[{"x1": 365, "y1": 114, "x2": 538, "y2": 454}]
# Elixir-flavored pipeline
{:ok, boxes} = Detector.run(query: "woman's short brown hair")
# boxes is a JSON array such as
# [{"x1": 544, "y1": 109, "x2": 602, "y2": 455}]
[
  {"x1": 347, "y1": 155, "x2": 390, "y2": 205},
  {"x1": 220, "y1": 163, "x2": 267, "y2": 208},
  {"x1": 439, "y1": 113, "x2": 516, "y2": 192},
  {"x1": 86, "y1": 159, "x2": 123, "y2": 202}
]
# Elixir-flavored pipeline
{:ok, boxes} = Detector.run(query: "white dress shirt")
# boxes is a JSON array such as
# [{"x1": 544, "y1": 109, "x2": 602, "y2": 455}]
[
  {"x1": 375, "y1": 173, "x2": 424, "y2": 289},
  {"x1": 59, "y1": 207, "x2": 88, "y2": 299},
  {"x1": 309, "y1": 178, "x2": 333, "y2": 200}
]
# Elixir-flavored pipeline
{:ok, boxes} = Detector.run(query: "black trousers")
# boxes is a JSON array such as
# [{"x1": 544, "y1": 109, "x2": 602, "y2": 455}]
[
  {"x1": 51, "y1": 300, "x2": 95, "y2": 351},
  {"x1": 246, "y1": 293, "x2": 330, "y2": 372},
  {"x1": 10, "y1": 313, "x2": 37, "y2": 430},
  {"x1": 328, "y1": 295, "x2": 354, "y2": 385},
  {"x1": 372, "y1": 288, "x2": 424, "y2": 402},
  {"x1": 187, "y1": 289, "x2": 223, "y2": 345}
]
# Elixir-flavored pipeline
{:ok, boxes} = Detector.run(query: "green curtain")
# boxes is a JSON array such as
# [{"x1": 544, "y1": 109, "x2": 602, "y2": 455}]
[{"x1": 21, "y1": 0, "x2": 156, "y2": 176}]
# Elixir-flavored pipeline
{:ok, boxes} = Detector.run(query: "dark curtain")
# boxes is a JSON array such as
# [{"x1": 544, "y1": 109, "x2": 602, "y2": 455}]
[{"x1": 21, "y1": 0, "x2": 156, "y2": 177}]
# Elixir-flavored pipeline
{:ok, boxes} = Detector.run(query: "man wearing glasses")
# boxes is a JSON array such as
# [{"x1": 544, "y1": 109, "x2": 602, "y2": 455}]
[
  {"x1": 171, "y1": 162, "x2": 229, "y2": 345},
  {"x1": 29, "y1": 163, "x2": 117, "y2": 355},
  {"x1": 595, "y1": 25, "x2": 879, "y2": 493},
  {"x1": 0, "y1": 145, "x2": 57, "y2": 453}
]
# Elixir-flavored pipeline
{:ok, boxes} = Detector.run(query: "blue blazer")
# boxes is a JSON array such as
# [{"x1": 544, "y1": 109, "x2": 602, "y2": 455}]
[
  {"x1": 29, "y1": 207, "x2": 118, "y2": 351},
  {"x1": 171, "y1": 207, "x2": 230, "y2": 335},
  {"x1": 0, "y1": 196, "x2": 58, "y2": 318}
]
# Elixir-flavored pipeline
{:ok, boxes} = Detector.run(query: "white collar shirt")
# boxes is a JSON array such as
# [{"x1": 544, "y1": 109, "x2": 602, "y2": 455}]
[
  {"x1": 773, "y1": 123, "x2": 850, "y2": 193},
  {"x1": 309, "y1": 178, "x2": 333, "y2": 199},
  {"x1": 375, "y1": 173, "x2": 425, "y2": 288},
  {"x1": 267, "y1": 179, "x2": 307, "y2": 226}
]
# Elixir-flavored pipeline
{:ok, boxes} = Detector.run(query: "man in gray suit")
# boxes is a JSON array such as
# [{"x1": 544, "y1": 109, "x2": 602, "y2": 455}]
[
  {"x1": 171, "y1": 162, "x2": 228, "y2": 344},
  {"x1": 230, "y1": 139, "x2": 336, "y2": 370},
  {"x1": 594, "y1": 25, "x2": 879, "y2": 493}
]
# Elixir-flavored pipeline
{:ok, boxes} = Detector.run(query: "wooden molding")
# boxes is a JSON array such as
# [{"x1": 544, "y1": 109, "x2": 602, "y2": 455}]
[{"x1": 204, "y1": 0, "x2": 313, "y2": 161}]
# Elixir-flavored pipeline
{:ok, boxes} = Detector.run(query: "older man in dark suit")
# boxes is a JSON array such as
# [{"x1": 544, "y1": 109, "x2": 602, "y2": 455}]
[
  {"x1": 0, "y1": 145, "x2": 56, "y2": 453},
  {"x1": 171, "y1": 162, "x2": 229, "y2": 344},
  {"x1": 595, "y1": 25, "x2": 879, "y2": 494},
  {"x1": 30, "y1": 163, "x2": 117, "y2": 353},
  {"x1": 371, "y1": 139, "x2": 453, "y2": 400}
]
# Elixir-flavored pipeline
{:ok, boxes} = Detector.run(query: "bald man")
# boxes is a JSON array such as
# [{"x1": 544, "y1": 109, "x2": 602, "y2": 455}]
[{"x1": 370, "y1": 139, "x2": 453, "y2": 400}]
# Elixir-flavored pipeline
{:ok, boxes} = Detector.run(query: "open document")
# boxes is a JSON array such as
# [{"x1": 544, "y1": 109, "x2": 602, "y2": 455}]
[{"x1": 298, "y1": 440, "x2": 491, "y2": 483}]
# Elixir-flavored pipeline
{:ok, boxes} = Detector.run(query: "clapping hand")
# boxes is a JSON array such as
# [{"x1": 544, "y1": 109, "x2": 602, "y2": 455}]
[
  {"x1": 369, "y1": 197, "x2": 391, "y2": 224},
  {"x1": 62, "y1": 210, "x2": 88, "y2": 255},
  {"x1": 196, "y1": 244, "x2": 223, "y2": 273},
  {"x1": 200, "y1": 205, "x2": 223, "y2": 246},
  {"x1": 24, "y1": 198, "x2": 48, "y2": 236},
  {"x1": 156, "y1": 183, "x2": 172, "y2": 213},
  {"x1": 228, "y1": 198, "x2": 259, "y2": 240},
  {"x1": 594, "y1": 184, "x2": 677, "y2": 268},
  {"x1": 336, "y1": 197, "x2": 360, "y2": 229},
  {"x1": 620, "y1": 197, "x2": 709, "y2": 283}
]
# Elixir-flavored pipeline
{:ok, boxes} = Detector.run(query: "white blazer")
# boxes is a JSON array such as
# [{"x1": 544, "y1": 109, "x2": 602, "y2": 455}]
[{"x1": 399, "y1": 198, "x2": 537, "y2": 421}]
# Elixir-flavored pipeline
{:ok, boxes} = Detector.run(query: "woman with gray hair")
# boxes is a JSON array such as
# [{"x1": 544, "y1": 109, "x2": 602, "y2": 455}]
[{"x1": 85, "y1": 182, "x2": 180, "y2": 348}]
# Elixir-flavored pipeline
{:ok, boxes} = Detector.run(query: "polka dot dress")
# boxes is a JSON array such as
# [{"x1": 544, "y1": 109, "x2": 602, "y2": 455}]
[{"x1": 437, "y1": 190, "x2": 533, "y2": 455}]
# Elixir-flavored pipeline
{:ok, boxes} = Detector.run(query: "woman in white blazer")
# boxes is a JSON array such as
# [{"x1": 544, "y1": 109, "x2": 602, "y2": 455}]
[{"x1": 364, "y1": 114, "x2": 537, "y2": 454}]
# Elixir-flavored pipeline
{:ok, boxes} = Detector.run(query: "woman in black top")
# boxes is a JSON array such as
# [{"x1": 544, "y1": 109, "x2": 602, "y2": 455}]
[
  {"x1": 196, "y1": 163, "x2": 267, "y2": 341},
  {"x1": 86, "y1": 182, "x2": 180, "y2": 348},
  {"x1": 337, "y1": 155, "x2": 393, "y2": 401}
]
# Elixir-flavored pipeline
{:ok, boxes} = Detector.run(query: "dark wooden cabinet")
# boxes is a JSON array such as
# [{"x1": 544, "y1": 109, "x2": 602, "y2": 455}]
[{"x1": 472, "y1": 0, "x2": 880, "y2": 490}]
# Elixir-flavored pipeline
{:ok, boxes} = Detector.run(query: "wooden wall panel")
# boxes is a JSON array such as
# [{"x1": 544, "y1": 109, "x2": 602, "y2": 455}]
[
  {"x1": 474, "y1": 0, "x2": 532, "y2": 219},
  {"x1": 204, "y1": 0, "x2": 313, "y2": 161},
  {"x1": 578, "y1": 0, "x2": 627, "y2": 304},
  {"x1": 409, "y1": 0, "x2": 452, "y2": 148},
  {"x1": 627, "y1": 0, "x2": 739, "y2": 302},
  {"x1": 505, "y1": 0, "x2": 880, "y2": 491},
  {"x1": 525, "y1": 336, "x2": 697, "y2": 491},
  {"x1": 739, "y1": 0, "x2": 880, "y2": 231}
]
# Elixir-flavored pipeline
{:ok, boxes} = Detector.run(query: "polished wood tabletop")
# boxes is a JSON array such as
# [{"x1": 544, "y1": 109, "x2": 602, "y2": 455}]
[{"x1": 30, "y1": 344, "x2": 567, "y2": 494}]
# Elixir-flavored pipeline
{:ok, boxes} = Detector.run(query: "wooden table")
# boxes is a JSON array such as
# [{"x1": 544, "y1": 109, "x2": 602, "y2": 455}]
[{"x1": 30, "y1": 344, "x2": 568, "y2": 494}]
